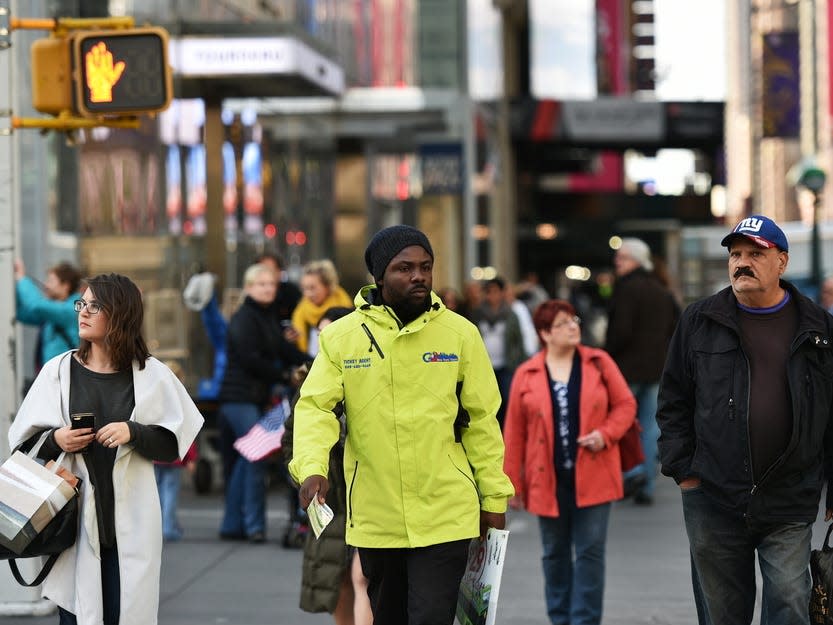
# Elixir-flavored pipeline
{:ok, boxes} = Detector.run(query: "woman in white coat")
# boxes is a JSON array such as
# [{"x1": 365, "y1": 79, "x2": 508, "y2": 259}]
[{"x1": 8, "y1": 273, "x2": 203, "y2": 625}]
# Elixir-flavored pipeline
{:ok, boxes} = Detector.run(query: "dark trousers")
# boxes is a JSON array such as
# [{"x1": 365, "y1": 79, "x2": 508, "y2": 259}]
[
  {"x1": 358, "y1": 539, "x2": 470, "y2": 625},
  {"x1": 58, "y1": 544, "x2": 120, "y2": 625}
]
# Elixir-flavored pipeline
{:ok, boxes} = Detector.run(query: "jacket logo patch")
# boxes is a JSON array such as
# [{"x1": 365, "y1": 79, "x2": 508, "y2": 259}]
[
  {"x1": 344, "y1": 357, "x2": 372, "y2": 369},
  {"x1": 422, "y1": 351, "x2": 459, "y2": 363}
]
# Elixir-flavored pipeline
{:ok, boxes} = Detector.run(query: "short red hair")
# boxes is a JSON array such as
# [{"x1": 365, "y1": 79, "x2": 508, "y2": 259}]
[{"x1": 532, "y1": 299, "x2": 576, "y2": 335}]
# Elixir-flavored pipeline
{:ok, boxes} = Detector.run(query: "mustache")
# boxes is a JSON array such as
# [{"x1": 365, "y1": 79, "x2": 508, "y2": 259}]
[{"x1": 734, "y1": 267, "x2": 755, "y2": 279}]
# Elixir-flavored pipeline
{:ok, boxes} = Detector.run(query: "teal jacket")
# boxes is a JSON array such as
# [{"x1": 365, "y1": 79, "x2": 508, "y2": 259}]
[
  {"x1": 289, "y1": 286, "x2": 514, "y2": 548},
  {"x1": 16, "y1": 277, "x2": 80, "y2": 366}
]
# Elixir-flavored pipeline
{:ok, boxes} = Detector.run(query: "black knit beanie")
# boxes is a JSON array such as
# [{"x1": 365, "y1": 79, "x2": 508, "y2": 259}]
[{"x1": 364, "y1": 225, "x2": 434, "y2": 281}]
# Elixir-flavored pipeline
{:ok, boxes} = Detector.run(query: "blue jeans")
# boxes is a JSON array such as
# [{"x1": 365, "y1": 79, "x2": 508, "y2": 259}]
[
  {"x1": 154, "y1": 464, "x2": 183, "y2": 541},
  {"x1": 219, "y1": 402, "x2": 267, "y2": 537},
  {"x1": 538, "y1": 472, "x2": 611, "y2": 625},
  {"x1": 682, "y1": 486, "x2": 811, "y2": 625},
  {"x1": 623, "y1": 382, "x2": 659, "y2": 497}
]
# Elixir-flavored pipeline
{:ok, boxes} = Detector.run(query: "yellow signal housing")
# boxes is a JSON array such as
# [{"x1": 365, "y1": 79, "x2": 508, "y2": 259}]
[{"x1": 31, "y1": 37, "x2": 73, "y2": 115}]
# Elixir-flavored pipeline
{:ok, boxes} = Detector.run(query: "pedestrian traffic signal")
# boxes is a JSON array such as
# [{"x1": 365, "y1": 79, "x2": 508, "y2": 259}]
[
  {"x1": 72, "y1": 27, "x2": 172, "y2": 117},
  {"x1": 30, "y1": 26, "x2": 172, "y2": 118}
]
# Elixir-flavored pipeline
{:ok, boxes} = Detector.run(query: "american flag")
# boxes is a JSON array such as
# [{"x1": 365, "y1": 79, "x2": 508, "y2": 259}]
[{"x1": 233, "y1": 399, "x2": 290, "y2": 462}]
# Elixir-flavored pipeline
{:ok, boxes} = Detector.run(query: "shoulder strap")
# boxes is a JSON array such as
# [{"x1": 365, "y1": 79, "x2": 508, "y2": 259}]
[{"x1": 8, "y1": 554, "x2": 59, "y2": 587}]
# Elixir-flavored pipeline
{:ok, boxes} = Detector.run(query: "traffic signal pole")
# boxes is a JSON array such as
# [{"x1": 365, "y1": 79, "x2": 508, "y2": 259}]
[
  {"x1": 0, "y1": 1, "x2": 55, "y2": 614},
  {"x1": 0, "y1": 0, "x2": 16, "y2": 464},
  {"x1": 0, "y1": 6, "x2": 173, "y2": 612}
]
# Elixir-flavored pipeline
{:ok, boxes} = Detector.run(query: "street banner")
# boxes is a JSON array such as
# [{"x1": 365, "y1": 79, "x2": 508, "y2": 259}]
[{"x1": 762, "y1": 31, "x2": 800, "y2": 138}]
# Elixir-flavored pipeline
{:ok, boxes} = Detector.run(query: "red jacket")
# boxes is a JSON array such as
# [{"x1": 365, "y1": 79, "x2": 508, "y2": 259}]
[{"x1": 503, "y1": 345, "x2": 636, "y2": 517}]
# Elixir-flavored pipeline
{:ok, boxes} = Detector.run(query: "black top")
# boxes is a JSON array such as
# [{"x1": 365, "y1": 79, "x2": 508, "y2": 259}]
[
  {"x1": 737, "y1": 294, "x2": 798, "y2": 478},
  {"x1": 272, "y1": 280, "x2": 302, "y2": 323},
  {"x1": 29, "y1": 356, "x2": 178, "y2": 548},
  {"x1": 220, "y1": 296, "x2": 309, "y2": 407}
]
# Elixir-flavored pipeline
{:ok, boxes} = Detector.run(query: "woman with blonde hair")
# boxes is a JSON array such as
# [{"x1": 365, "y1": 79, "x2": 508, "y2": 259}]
[{"x1": 290, "y1": 259, "x2": 352, "y2": 356}]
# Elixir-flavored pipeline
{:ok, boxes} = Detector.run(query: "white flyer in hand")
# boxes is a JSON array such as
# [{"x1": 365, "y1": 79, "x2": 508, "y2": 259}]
[{"x1": 306, "y1": 497, "x2": 334, "y2": 539}]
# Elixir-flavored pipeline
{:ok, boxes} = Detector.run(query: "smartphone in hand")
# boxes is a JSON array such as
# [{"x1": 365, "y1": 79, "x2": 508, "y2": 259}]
[{"x1": 70, "y1": 412, "x2": 95, "y2": 430}]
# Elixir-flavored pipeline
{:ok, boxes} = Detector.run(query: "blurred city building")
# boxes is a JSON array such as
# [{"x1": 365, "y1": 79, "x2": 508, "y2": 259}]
[{"x1": 9, "y1": 0, "x2": 833, "y2": 390}]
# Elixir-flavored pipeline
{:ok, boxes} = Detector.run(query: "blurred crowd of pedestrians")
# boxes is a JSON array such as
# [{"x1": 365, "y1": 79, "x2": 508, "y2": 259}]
[{"x1": 12, "y1": 214, "x2": 833, "y2": 625}]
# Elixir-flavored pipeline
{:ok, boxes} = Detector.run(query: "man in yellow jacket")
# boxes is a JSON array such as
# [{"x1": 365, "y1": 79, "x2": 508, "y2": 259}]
[{"x1": 289, "y1": 225, "x2": 514, "y2": 625}]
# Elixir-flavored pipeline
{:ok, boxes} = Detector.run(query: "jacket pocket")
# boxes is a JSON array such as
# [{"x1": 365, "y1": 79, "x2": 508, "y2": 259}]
[
  {"x1": 691, "y1": 336, "x2": 737, "y2": 424},
  {"x1": 448, "y1": 449, "x2": 479, "y2": 499}
]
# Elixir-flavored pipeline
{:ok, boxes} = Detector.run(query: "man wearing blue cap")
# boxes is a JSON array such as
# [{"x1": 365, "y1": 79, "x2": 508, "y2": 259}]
[{"x1": 657, "y1": 215, "x2": 833, "y2": 625}]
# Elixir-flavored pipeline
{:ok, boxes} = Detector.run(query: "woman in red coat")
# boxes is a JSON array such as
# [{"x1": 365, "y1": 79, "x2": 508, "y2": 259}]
[{"x1": 503, "y1": 299, "x2": 636, "y2": 625}]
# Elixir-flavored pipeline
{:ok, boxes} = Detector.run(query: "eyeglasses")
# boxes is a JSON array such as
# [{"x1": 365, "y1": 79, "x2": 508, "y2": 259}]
[
  {"x1": 551, "y1": 316, "x2": 581, "y2": 330},
  {"x1": 74, "y1": 299, "x2": 103, "y2": 315}
]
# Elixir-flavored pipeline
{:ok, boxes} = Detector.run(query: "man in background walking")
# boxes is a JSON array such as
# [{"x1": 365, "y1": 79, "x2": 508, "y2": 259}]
[{"x1": 605, "y1": 238, "x2": 678, "y2": 504}]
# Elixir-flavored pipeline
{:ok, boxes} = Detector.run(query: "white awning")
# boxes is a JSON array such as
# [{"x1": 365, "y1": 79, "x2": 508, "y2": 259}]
[{"x1": 168, "y1": 36, "x2": 345, "y2": 97}]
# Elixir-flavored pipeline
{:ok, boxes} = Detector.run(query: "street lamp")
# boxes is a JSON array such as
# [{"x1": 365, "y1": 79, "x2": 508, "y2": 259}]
[{"x1": 789, "y1": 158, "x2": 827, "y2": 293}]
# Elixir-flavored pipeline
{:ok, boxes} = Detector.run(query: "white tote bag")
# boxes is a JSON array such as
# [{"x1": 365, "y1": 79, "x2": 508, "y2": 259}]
[{"x1": 455, "y1": 528, "x2": 510, "y2": 625}]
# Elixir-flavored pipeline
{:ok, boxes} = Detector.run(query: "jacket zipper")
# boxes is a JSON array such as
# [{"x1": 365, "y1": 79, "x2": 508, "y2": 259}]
[
  {"x1": 361, "y1": 323, "x2": 385, "y2": 359},
  {"x1": 348, "y1": 460, "x2": 358, "y2": 527},
  {"x1": 741, "y1": 349, "x2": 759, "y2": 495}
]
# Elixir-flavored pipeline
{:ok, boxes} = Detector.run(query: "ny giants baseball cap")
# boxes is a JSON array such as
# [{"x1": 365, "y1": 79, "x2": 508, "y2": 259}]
[{"x1": 720, "y1": 215, "x2": 789, "y2": 252}]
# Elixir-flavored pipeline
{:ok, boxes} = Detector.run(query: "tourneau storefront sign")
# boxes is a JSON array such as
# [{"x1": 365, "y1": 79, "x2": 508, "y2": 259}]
[{"x1": 168, "y1": 37, "x2": 345, "y2": 96}]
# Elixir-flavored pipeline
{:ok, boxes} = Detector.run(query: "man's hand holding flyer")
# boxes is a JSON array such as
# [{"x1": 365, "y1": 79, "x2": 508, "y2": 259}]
[{"x1": 306, "y1": 497, "x2": 334, "y2": 539}]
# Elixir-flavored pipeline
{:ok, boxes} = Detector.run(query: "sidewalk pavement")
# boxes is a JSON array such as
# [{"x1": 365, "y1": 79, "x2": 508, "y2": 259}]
[{"x1": 2, "y1": 471, "x2": 830, "y2": 624}]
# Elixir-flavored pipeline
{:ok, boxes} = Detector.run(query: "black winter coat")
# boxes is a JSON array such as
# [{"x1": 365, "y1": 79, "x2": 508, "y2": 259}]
[
  {"x1": 219, "y1": 296, "x2": 308, "y2": 407},
  {"x1": 657, "y1": 281, "x2": 833, "y2": 523},
  {"x1": 605, "y1": 268, "x2": 680, "y2": 383}
]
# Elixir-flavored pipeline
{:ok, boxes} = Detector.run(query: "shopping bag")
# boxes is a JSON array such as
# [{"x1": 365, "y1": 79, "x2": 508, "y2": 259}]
[
  {"x1": 0, "y1": 448, "x2": 80, "y2": 588},
  {"x1": 0, "y1": 450, "x2": 77, "y2": 555},
  {"x1": 811, "y1": 524, "x2": 833, "y2": 624},
  {"x1": 455, "y1": 528, "x2": 510, "y2": 625}
]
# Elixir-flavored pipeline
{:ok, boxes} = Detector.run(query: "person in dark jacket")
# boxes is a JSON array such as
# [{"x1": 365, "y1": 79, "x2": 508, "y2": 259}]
[
  {"x1": 605, "y1": 238, "x2": 679, "y2": 504},
  {"x1": 282, "y1": 306, "x2": 372, "y2": 625},
  {"x1": 218, "y1": 263, "x2": 307, "y2": 543},
  {"x1": 657, "y1": 215, "x2": 833, "y2": 625}
]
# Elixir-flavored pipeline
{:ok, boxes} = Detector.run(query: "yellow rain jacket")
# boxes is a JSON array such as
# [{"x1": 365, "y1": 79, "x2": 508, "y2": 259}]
[{"x1": 289, "y1": 286, "x2": 513, "y2": 548}]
